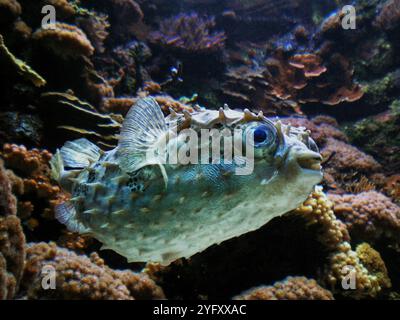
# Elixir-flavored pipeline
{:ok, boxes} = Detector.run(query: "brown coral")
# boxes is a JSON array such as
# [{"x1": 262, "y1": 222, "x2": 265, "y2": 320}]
[
  {"x1": 33, "y1": 23, "x2": 94, "y2": 59},
  {"x1": 321, "y1": 138, "x2": 381, "y2": 192},
  {"x1": 150, "y1": 12, "x2": 226, "y2": 54},
  {"x1": 282, "y1": 116, "x2": 348, "y2": 147},
  {"x1": 21, "y1": 242, "x2": 165, "y2": 300},
  {"x1": 329, "y1": 191, "x2": 400, "y2": 243},
  {"x1": 375, "y1": 0, "x2": 400, "y2": 30},
  {"x1": 233, "y1": 276, "x2": 334, "y2": 300},
  {"x1": 0, "y1": 0, "x2": 21, "y2": 24},
  {"x1": 0, "y1": 159, "x2": 17, "y2": 216},
  {"x1": 223, "y1": 46, "x2": 363, "y2": 115},
  {"x1": 0, "y1": 215, "x2": 25, "y2": 299},
  {"x1": 1, "y1": 144, "x2": 68, "y2": 225}
]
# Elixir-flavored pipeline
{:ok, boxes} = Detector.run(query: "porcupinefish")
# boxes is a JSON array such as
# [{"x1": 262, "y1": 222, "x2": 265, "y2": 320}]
[{"x1": 50, "y1": 97, "x2": 322, "y2": 265}]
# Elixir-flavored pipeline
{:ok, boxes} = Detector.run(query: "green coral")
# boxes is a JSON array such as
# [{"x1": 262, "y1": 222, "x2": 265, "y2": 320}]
[
  {"x1": 361, "y1": 72, "x2": 397, "y2": 106},
  {"x1": 345, "y1": 102, "x2": 400, "y2": 174},
  {"x1": 0, "y1": 34, "x2": 46, "y2": 87}
]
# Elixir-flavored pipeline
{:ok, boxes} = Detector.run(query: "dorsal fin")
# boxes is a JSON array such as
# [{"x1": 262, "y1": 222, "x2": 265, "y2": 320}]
[
  {"x1": 117, "y1": 97, "x2": 169, "y2": 188},
  {"x1": 60, "y1": 138, "x2": 103, "y2": 169}
]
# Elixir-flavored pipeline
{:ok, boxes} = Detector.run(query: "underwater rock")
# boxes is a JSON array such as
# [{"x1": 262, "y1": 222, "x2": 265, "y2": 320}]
[
  {"x1": 0, "y1": 112, "x2": 43, "y2": 147},
  {"x1": 21, "y1": 242, "x2": 165, "y2": 300},
  {"x1": 233, "y1": 276, "x2": 334, "y2": 300}
]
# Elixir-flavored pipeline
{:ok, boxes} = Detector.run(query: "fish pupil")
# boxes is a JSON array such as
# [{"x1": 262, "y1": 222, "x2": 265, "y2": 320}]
[{"x1": 253, "y1": 127, "x2": 268, "y2": 144}]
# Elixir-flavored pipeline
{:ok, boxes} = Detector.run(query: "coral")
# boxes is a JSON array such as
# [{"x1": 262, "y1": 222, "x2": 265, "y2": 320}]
[
  {"x1": 0, "y1": 0, "x2": 21, "y2": 24},
  {"x1": 223, "y1": 49, "x2": 363, "y2": 115},
  {"x1": 383, "y1": 174, "x2": 400, "y2": 204},
  {"x1": 233, "y1": 276, "x2": 334, "y2": 300},
  {"x1": 56, "y1": 230, "x2": 94, "y2": 254},
  {"x1": 21, "y1": 242, "x2": 165, "y2": 300},
  {"x1": 44, "y1": 0, "x2": 75, "y2": 19},
  {"x1": 0, "y1": 215, "x2": 25, "y2": 299},
  {"x1": 321, "y1": 137, "x2": 381, "y2": 178},
  {"x1": 222, "y1": 65, "x2": 303, "y2": 115},
  {"x1": 150, "y1": 13, "x2": 226, "y2": 54},
  {"x1": 39, "y1": 92, "x2": 122, "y2": 149},
  {"x1": 76, "y1": 13, "x2": 109, "y2": 54},
  {"x1": 356, "y1": 243, "x2": 391, "y2": 290},
  {"x1": 345, "y1": 107, "x2": 400, "y2": 176},
  {"x1": 375, "y1": 0, "x2": 400, "y2": 30},
  {"x1": 0, "y1": 159, "x2": 17, "y2": 216},
  {"x1": 33, "y1": 23, "x2": 94, "y2": 59},
  {"x1": 295, "y1": 187, "x2": 385, "y2": 298},
  {"x1": 0, "y1": 34, "x2": 46, "y2": 87},
  {"x1": 1, "y1": 144, "x2": 68, "y2": 226},
  {"x1": 282, "y1": 116, "x2": 348, "y2": 147},
  {"x1": 82, "y1": 0, "x2": 144, "y2": 44},
  {"x1": 328, "y1": 191, "x2": 400, "y2": 244}
]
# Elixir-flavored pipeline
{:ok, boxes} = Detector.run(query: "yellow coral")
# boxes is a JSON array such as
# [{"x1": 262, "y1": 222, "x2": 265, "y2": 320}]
[
  {"x1": 356, "y1": 243, "x2": 391, "y2": 290},
  {"x1": 0, "y1": 34, "x2": 46, "y2": 87},
  {"x1": 295, "y1": 187, "x2": 386, "y2": 298}
]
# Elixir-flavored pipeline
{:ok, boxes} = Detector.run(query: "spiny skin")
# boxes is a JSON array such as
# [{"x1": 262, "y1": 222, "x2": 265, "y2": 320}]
[{"x1": 53, "y1": 99, "x2": 323, "y2": 265}]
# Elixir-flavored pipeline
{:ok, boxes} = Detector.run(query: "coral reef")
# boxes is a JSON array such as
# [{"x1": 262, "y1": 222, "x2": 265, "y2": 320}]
[
  {"x1": 0, "y1": 0, "x2": 399, "y2": 301},
  {"x1": 329, "y1": 191, "x2": 400, "y2": 244},
  {"x1": 1, "y1": 144, "x2": 68, "y2": 230},
  {"x1": 0, "y1": 34, "x2": 46, "y2": 87},
  {"x1": 0, "y1": 215, "x2": 25, "y2": 300},
  {"x1": 345, "y1": 106, "x2": 400, "y2": 176},
  {"x1": 32, "y1": 23, "x2": 95, "y2": 59},
  {"x1": 233, "y1": 276, "x2": 334, "y2": 300},
  {"x1": 375, "y1": 0, "x2": 400, "y2": 30},
  {"x1": 294, "y1": 187, "x2": 389, "y2": 298},
  {"x1": 222, "y1": 48, "x2": 363, "y2": 115},
  {"x1": 150, "y1": 13, "x2": 226, "y2": 54},
  {"x1": 21, "y1": 242, "x2": 165, "y2": 300}
]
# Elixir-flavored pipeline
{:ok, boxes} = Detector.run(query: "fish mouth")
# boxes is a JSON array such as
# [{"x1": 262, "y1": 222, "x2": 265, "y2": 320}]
[{"x1": 296, "y1": 152, "x2": 322, "y2": 171}]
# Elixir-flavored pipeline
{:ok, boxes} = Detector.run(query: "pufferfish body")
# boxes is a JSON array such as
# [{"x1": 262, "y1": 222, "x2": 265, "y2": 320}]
[{"x1": 51, "y1": 98, "x2": 323, "y2": 265}]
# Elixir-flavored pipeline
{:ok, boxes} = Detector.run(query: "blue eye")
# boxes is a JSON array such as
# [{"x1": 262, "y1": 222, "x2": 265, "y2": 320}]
[
  {"x1": 252, "y1": 124, "x2": 276, "y2": 148},
  {"x1": 254, "y1": 127, "x2": 268, "y2": 144}
]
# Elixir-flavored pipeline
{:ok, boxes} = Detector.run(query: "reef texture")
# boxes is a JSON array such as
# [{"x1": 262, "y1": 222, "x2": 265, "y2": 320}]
[
  {"x1": 329, "y1": 191, "x2": 400, "y2": 245},
  {"x1": 21, "y1": 242, "x2": 165, "y2": 300},
  {"x1": 0, "y1": 0, "x2": 400, "y2": 300},
  {"x1": 233, "y1": 276, "x2": 334, "y2": 300}
]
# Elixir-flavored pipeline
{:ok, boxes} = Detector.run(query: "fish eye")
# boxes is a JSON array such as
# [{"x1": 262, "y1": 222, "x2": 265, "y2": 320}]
[{"x1": 252, "y1": 124, "x2": 276, "y2": 148}]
